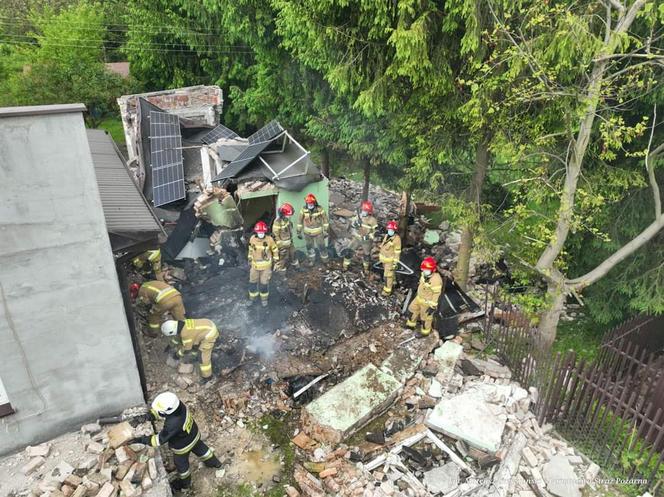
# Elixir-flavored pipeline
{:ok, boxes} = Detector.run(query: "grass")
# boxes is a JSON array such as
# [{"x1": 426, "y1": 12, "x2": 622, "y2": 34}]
[
  {"x1": 95, "y1": 116, "x2": 126, "y2": 146},
  {"x1": 217, "y1": 412, "x2": 296, "y2": 497},
  {"x1": 552, "y1": 312, "x2": 614, "y2": 362}
]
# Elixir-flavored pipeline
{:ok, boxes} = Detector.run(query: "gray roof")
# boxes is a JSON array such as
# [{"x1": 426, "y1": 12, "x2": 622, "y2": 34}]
[
  {"x1": 87, "y1": 129, "x2": 165, "y2": 249},
  {"x1": 0, "y1": 103, "x2": 86, "y2": 117}
]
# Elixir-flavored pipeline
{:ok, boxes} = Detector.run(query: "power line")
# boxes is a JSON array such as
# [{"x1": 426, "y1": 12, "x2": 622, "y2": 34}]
[
  {"x1": 0, "y1": 39, "x2": 254, "y2": 54},
  {"x1": 0, "y1": 15, "x2": 228, "y2": 37},
  {"x1": 1, "y1": 32, "x2": 249, "y2": 50}
]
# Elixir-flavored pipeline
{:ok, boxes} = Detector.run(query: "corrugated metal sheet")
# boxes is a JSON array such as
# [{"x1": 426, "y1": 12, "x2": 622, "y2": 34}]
[{"x1": 87, "y1": 129, "x2": 164, "y2": 239}]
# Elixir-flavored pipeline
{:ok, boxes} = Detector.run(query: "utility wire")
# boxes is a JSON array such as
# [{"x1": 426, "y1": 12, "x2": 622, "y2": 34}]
[
  {"x1": 0, "y1": 39, "x2": 254, "y2": 54},
  {"x1": 0, "y1": 32, "x2": 249, "y2": 50}
]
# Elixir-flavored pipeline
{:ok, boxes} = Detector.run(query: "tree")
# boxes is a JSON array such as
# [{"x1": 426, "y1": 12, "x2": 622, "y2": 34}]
[
  {"x1": 479, "y1": 0, "x2": 664, "y2": 348},
  {"x1": 0, "y1": 1, "x2": 130, "y2": 124}
]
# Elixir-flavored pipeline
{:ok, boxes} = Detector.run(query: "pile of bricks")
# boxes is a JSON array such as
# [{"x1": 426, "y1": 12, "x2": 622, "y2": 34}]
[{"x1": 20, "y1": 421, "x2": 160, "y2": 497}]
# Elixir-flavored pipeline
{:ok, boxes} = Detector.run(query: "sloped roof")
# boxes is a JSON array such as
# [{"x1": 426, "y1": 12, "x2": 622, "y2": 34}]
[{"x1": 87, "y1": 129, "x2": 165, "y2": 250}]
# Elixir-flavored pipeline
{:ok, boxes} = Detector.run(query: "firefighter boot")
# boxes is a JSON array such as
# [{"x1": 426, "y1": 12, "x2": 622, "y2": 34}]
[
  {"x1": 171, "y1": 475, "x2": 191, "y2": 491},
  {"x1": 419, "y1": 325, "x2": 432, "y2": 337},
  {"x1": 406, "y1": 314, "x2": 417, "y2": 329},
  {"x1": 260, "y1": 283, "x2": 269, "y2": 307}
]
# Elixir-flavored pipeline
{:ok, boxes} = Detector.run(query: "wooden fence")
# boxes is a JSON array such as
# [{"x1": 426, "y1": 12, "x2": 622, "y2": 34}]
[{"x1": 482, "y1": 289, "x2": 664, "y2": 495}]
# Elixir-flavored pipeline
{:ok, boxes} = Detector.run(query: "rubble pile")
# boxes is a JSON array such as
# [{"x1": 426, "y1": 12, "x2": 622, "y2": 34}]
[
  {"x1": 1, "y1": 416, "x2": 169, "y2": 497},
  {"x1": 284, "y1": 337, "x2": 606, "y2": 497}
]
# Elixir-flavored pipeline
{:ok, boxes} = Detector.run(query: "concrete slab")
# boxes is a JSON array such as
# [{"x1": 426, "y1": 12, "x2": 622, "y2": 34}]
[
  {"x1": 423, "y1": 462, "x2": 460, "y2": 494},
  {"x1": 302, "y1": 364, "x2": 402, "y2": 444},
  {"x1": 542, "y1": 455, "x2": 582, "y2": 497},
  {"x1": 380, "y1": 333, "x2": 437, "y2": 384},
  {"x1": 433, "y1": 342, "x2": 464, "y2": 383},
  {"x1": 426, "y1": 387, "x2": 507, "y2": 454}
]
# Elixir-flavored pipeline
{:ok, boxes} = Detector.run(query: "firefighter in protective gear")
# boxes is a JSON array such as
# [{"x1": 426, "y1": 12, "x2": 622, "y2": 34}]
[
  {"x1": 343, "y1": 200, "x2": 378, "y2": 273},
  {"x1": 407, "y1": 257, "x2": 443, "y2": 337},
  {"x1": 296, "y1": 193, "x2": 329, "y2": 265},
  {"x1": 131, "y1": 392, "x2": 221, "y2": 491},
  {"x1": 132, "y1": 249, "x2": 164, "y2": 281},
  {"x1": 161, "y1": 319, "x2": 219, "y2": 381},
  {"x1": 272, "y1": 203, "x2": 298, "y2": 271},
  {"x1": 379, "y1": 220, "x2": 401, "y2": 295},
  {"x1": 248, "y1": 221, "x2": 279, "y2": 306},
  {"x1": 133, "y1": 281, "x2": 185, "y2": 335}
]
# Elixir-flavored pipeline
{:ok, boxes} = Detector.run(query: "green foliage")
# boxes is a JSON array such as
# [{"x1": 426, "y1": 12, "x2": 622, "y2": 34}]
[{"x1": 0, "y1": 1, "x2": 131, "y2": 124}]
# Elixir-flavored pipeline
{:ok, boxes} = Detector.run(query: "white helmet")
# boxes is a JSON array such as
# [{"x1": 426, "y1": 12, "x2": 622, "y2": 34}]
[
  {"x1": 152, "y1": 392, "x2": 180, "y2": 417},
  {"x1": 161, "y1": 320, "x2": 179, "y2": 337}
]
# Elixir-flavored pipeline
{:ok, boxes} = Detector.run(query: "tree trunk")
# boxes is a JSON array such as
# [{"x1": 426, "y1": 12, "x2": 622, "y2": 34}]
[
  {"x1": 537, "y1": 282, "x2": 566, "y2": 351},
  {"x1": 361, "y1": 158, "x2": 371, "y2": 201},
  {"x1": 455, "y1": 135, "x2": 490, "y2": 290},
  {"x1": 399, "y1": 190, "x2": 411, "y2": 243},
  {"x1": 320, "y1": 147, "x2": 330, "y2": 178}
]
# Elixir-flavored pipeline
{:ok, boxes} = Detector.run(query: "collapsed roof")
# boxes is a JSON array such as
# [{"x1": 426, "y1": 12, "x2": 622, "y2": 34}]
[{"x1": 211, "y1": 120, "x2": 322, "y2": 191}]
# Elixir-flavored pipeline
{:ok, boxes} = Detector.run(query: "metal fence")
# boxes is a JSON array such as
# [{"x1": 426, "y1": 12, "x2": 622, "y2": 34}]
[{"x1": 482, "y1": 288, "x2": 664, "y2": 494}]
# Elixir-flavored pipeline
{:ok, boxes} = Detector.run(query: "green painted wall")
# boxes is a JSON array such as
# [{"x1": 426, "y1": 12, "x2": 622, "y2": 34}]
[{"x1": 277, "y1": 177, "x2": 329, "y2": 250}]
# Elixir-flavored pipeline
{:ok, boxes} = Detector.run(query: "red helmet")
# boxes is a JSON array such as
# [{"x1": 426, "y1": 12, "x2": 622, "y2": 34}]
[
  {"x1": 421, "y1": 257, "x2": 437, "y2": 272},
  {"x1": 305, "y1": 193, "x2": 317, "y2": 204},
  {"x1": 279, "y1": 202, "x2": 294, "y2": 217},
  {"x1": 360, "y1": 200, "x2": 373, "y2": 214},
  {"x1": 254, "y1": 221, "x2": 268, "y2": 234},
  {"x1": 129, "y1": 283, "x2": 140, "y2": 300},
  {"x1": 386, "y1": 220, "x2": 398, "y2": 231}
]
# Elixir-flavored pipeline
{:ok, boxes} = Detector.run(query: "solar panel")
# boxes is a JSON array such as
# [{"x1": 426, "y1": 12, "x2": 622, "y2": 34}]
[
  {"x1": 149, "y1": 111, "x2": 186, "y2": 207},
  {"x1": 200, "y1": 123, "x2": 239, "y2": 145},
  {"x1": 247, "y1": 120, "x2": 284, "y2": 144}
]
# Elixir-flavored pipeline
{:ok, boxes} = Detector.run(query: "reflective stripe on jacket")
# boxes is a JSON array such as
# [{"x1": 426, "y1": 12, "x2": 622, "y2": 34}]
[
  {"x1": 297, "y1": 207, "x2": 328, "y2": 235},
  {"x1": 248, "y1": 235, "x2": 279, "y2": 270},
  {"x1": 379, "y1": 234, "x2": 402, "y2": 263},
  {"x1": 272, "y1": 218, "x2": 293, "y2": 247},
  {"x1": 416, "y1": 272, "x2": 444, "y2": 307},
  {"x1": 179, "y1": 319, "x2": 219, "y2": 351}
]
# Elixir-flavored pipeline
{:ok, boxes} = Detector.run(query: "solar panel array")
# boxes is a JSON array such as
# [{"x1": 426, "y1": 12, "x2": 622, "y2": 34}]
[
  {"x1": 247, "y1": 120, "x2": 283, "y2": 144},
  {"x1": 200, "y1": 123, "x2": 240, "y2": 145},
  {"x1": 149, "y1": 111, "x2": 186, "y2": 207}
]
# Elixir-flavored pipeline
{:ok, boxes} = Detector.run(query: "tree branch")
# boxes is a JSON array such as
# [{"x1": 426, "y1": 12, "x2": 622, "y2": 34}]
[
  {"x1": 568, "y1": 216, "x2": 664, "y2": 290},
  {"x1": 645, "y1": 105, "x2": 661, "y2": 218}
]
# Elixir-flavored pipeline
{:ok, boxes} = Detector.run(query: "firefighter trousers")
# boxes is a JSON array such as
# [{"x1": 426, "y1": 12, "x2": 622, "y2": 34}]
[
  {"x1": 249, "y1": 267, "x2": 272, "y2": 305},
  {"x1": 407, "y1": 298, "x2": 435, "y2": 335},
  {"x1": 275, "y1": 244, "x2": 297, "y2": 271},
  {"x1": 172, "y1": 439, "x2": 220, "y2": 488},
  {"x1": 304, "y1": 234, "x2": 328, "y2": 263},
  {"x1": 148, "y1": 296, "x2": 186, "y2": 333},
  {"x1": 343, "y1": 238, "x2": 372, "y2": 271},
  {"x1": 382, "y1": 261, "x2": 396, "y2": 294}
]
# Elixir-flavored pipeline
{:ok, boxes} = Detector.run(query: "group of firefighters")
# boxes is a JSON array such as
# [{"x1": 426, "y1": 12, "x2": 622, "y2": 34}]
[{"x1": 126, "y1": 192, "x2": 446, "y2": 491}]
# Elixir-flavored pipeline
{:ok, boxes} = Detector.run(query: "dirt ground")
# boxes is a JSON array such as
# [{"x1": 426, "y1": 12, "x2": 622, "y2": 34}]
[{"x1": 133, "y1": 254, "x2": 416, "y2": 495}]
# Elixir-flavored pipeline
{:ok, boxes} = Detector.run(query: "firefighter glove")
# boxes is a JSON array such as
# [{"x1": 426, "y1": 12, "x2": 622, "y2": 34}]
[{"x1": 131, "y1": 436, "x2": 151, "y2": 445}]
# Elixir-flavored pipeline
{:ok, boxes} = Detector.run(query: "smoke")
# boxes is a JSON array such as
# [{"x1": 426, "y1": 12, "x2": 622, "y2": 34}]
[{"x1": 245, "y1": 333, "x2": 278, "y2": 360}]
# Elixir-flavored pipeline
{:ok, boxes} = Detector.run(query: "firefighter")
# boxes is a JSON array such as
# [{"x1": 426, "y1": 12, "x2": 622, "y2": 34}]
[
  {"x1": 272, "y1": 202, "x2": 298, "y2": 271},
  {"x1": 131, "y1": 392, "x2": 221, "y2": 491},
  {"x1": 131, "y1": 281, "x2": 185, "y2": 336},
  {"x1": 248, "y1": 221, "x2": 279, "y2": 306},
  {"x1": 406, "y1": 257, "x2": 444, "y2": 337},
  {"x1": 161, "y1": 319, "x2": 219, "y2": 383},
  {"x1": 132, "y1": 249, "x2": 164, "y2": 281},
  {"x1": 379, "y1": 220, "x2": 402, "y2": 295},
  {"x1": 296, "y1": 193, "x2": 329, "y2": 266},
  {"x1": 343, "y1": 200, "x2": 378, "y2": 273}
]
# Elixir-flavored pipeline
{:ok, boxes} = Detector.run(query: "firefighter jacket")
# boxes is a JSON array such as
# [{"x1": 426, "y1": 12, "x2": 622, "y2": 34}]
[
  {"x1": 133, "y1": 250, "x2": 163, "y2": 280},
  {"x1": 379, "y1": 234, "x2": 402, "y2": 264},
  {"x1": 297, "y1": 206, "x2": 329, "y2": 236},
  {"x1": 248, "y1": 235, "x2": 279, "y2": 270},
  {"x1": 137, "y1": 281, "x2": 181, "y2": 305},
  {"x1": 351, "y1": 214, "x2": 378, "y2": 241},
  {"x1": 145, "y1": 401, "x2": 200, "y2": 455},
  {"x1": 179, "y1": 319, "x2": 219, "y2": 352},
  {"x1": 272, "y1": 217, "x2": 294, "y2": 247},
  {"x1": 415, "y1": 272, "x2": 444, "y2": 308}
]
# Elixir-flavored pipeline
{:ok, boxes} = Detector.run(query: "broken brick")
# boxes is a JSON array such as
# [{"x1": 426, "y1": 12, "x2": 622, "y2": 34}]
[
  {"x1": 319, "y1": 468, "x2": 338, "y2": 479},
  {"x1": 64, "y1": 475, "x2": 83, "y2": 488},
  {"x1": 96, "y1": 482, "x2": 117, "y2": 497},
  {"x1": 115, "y1": 461, "x2": 133, "y2": 480},
  {"x1": 115, "y1": 446, "x2": 136, "y2": 464},
  {"x1": 87, "y1": 441, "x2": 105, "y2": 455},
  {"x1": 107, "y1": 422, "x2": 134, "y2": 449},
  {"x1": 26, "y1": 444, "x2": 51, "y2": 458},
  {"x1": 21, "y1": 456, "x2": 46, "y2": 475},
  {"x1": 292, "y1": 432, "x2": 318, "y2": 451},
  {"x1": 147, "y1": 459, "x2": 157, "y2": 480},
  {"x1": 61, "y1": 484, "x2": 76, "y2": 497}
]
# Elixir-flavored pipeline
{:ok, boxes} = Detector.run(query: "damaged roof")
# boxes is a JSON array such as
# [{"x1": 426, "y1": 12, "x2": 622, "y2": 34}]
[
  {"x1": 213, "y1": 120, "x2": 322, "y2": 191},
  {"x1": 87, "y1": 129, "x2": 165, "y2": 251}
]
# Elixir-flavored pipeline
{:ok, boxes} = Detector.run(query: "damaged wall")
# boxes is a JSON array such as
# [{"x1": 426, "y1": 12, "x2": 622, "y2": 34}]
[{"x1": 0, "y1": 104, "x2": 144, "y2": 456}]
